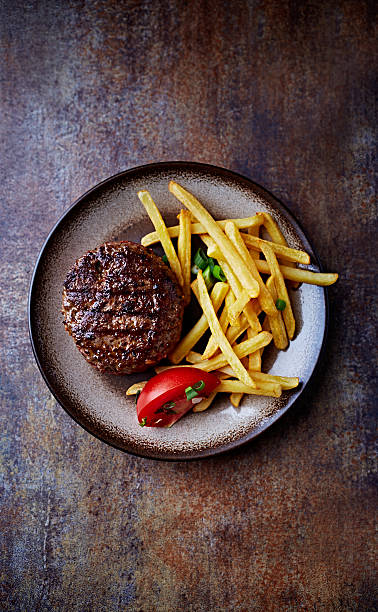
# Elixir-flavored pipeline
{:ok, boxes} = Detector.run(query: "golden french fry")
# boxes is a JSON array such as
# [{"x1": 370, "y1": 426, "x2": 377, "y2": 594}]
[
  {"x1": 193, "y1": 368, "x2": 233, "y2": 412},
  {"x1": 169, "y1": 181, "x2": 260, "y2": 299},
  {"x1": 230, "y1": 392, "x2": 243, "y2": 407},
  {"x1": 226, "y1": 314, "x2": 250, "y2": 344},
  {"x1": 264, "y1": 275, "x2": 288, "y2": 349},
  {"x1": 261, "y1": 243, "x2": 295, "y2": 340},
  {"x1": 188, "y1": 331, "x2": 273, "y2": 373},
  {"x1": 185, "y1": 351, "x2": 202, "y2": 363},
  {"x1": 217, "y1": 380, "x2": 282, "y2": 397},
  {"x1": 192, "y1": 390, "x2": 219, "y2": 413},
  {"x1": 200, "y1": 236, "x2": 262, "y2": 334},
  {"x1": 125, "y1": 381, "x2": 148, "y2": 395},
  {"x1": 169, "y1": 282, "x2": 229, "y2": 364},
  {"x1": 242, "y1": 233, "x2": 310, "y2": 264},
  {"x1": 141, "y1": 215, "x2": 262, "y2": 246},
  {"x1": 227, "y1": 290, "x2": 251, "y2": 325},
  {"x1": 257, "y1": 212, "x2": 299, "y2": 287},
  {"x1": 202, "y1": 291, "x2": 234, "y2": 360},
  {"x1": 247, "y1": 327, "x2": 261, "y2": 371},
  {"x1": 219, "y1": 259, "x2": 261, "y2": 333},
  {"x1": 253, "y1": 258, "x2": 339, "y2": 286},
  {"x1": 224, "y1": 221, "x2": 277, "y2": 316},
  {"x1": 196, "y1": 270, "x2": 256, "y2": 387},
  {"x1": 216, "y1": 365, "x2": 299, "y2": 390},
  {"x1": 138, "y1": 190, "x2": 184, "y2": 287},
  {"x1": 257, "y1": 212, "x2": 287, "y2": 244},
  {"x1": 177, "y1": 209, "x2": 192, "y2": 305},
  {"x1": 248, "y1": 222, "x2": 261, "y2": 260},
  {"x1": 250, "y1": 371, "x2": 299, "y2": 390}
]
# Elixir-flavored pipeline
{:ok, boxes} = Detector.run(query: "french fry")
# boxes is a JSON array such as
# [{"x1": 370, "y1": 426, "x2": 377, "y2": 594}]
[
  {"x1": 216, "y1": 380, "x2": 282, "y2": 397},
  {"x1": 248, "y1": 222, "x2": 261, "y2": 260},
  {"x1": 226, "y1": 314, "x2": 250, "y2": 344},
  {"x1": 242, "y1": 233, "x2": 310, "y2": 264},
  {"x1": 264, "y1": 275, "x2": 288, "y2": 349},
  {"x1": 227, "y1": 290, "x2": 251, "y2": 325},
  {"x1": 201, "y1": 235, "x2": 262, "y2": 334},
  {"x1": 169, "y1": 282, "x2": 229, "y2": 364},
  {"x1": 169, "y1": 181, "x2": 260, "y2": 299},
  {"x1": 185, "y1": 351, "x2": 202, "y2": 363},
  {"x1": 218, "y1": 258, "x2": 261, "y2": 333},
  {"x1": 217, "y1": 366, "x2": 299, "y2": 390},
  {"x1": 125, "y1": 381, "x2": 148, "y2": 395},
  {"x1": 247, "y1": 327, "x2": 261, "y2": 371},
  {"x1": 257, "y1": 212, "x2": 299, "y2": 287},
  {"x1": 196, "y1": 270, "x2": 256, "y2": 387},
  {"x1": 202, "y1": 291, "x2": 234, "y2": 360},
  {"x1": 141, "y1": 215, "x2": 262, "y2": 246},
  {"x1": 250, "y1": 371, "x2": 299, "y2": 390},
  {"x1": 192, "y1": 390, "x2": 219, "y2": 413},
  {"x1": 252, "y1": 259, "x2": 338, "y2": 286},
  {"x1": 230, "y1": 392, "x2": 243, "y2": 407},
  {"x1": 224, "y1": 221, "x2": 278, "y2": 316},
  {"x1": 177, "y1": 209, "x2": 192, "y2": 304},
  {"x1": 187, "y1": 331, "x2": 273, "y2": 373},
  {"x1": 261, "y1": 243, "x2": 295, "y2": 340},
  {"x1": 138, "y1": 190, "x2": 184, "y2": 287}
]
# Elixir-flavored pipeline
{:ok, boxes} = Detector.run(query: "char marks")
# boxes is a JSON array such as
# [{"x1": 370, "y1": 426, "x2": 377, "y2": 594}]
[{"x1": 62, "y1": 241, "x2": 184, "y2": 374}]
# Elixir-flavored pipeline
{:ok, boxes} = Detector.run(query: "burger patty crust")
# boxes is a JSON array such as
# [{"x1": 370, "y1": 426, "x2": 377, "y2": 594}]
[{"x1": 62, "y1": 241, "x2": 185, "y2": 374}]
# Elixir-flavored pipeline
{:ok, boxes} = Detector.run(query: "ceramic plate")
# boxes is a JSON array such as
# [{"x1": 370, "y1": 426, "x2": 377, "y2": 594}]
[{"x1": 29, "y1": 162, "x2": 327, "y2": 460}]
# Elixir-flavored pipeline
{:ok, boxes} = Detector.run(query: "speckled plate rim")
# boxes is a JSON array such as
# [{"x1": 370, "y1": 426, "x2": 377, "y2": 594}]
[{"x1": 28, "y1": 161, "x2": 329, "y2": 461}]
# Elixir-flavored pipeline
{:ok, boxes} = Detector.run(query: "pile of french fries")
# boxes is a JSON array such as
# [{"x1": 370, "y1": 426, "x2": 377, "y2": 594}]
[{"x1": 126, "y1": 182, "x2": 338, "y2": 412}]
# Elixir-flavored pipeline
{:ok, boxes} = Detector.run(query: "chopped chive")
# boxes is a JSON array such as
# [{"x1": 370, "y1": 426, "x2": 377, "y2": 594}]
[
  {"x1": 276, "y1": 299, "x2": 287, "y2": 311},
  {"x1": 162, "y1": 254, "x2": 170, "y2": 267},
  {"x1": 212, "y1": 264, "x2": 226, "y2": 282},
  {"x1": 192, "y1": 380, "x2": 205, "y2": 392},
  {"x1": 185, "y1": 385, "x2": 199, "y2": 401},
  {"x1": 139, "y1": 417, "x2": 147, "y2": 427},
  {"x1": 203, "y1": 265, "x2": 215, "y2": 291},
  {"x1": 193, "y1": 248, "x2": 208, "y2": 271},
  {"x1": 207, "y1": 257, "x2": 216, "y2": 272}
]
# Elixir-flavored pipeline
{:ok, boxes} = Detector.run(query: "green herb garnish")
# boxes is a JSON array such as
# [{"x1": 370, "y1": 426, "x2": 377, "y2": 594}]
[{"x1": 276, "y1": 299, "x2": 287, "y2": 311}]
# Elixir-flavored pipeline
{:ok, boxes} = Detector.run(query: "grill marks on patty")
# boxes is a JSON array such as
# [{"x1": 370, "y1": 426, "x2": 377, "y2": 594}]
[{"x1": 62, "y1": 241, "x2": 184, "y2": 374}]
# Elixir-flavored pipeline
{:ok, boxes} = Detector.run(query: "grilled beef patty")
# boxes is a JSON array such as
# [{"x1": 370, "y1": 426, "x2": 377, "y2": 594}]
[{"x1": 62, "y1": 241, "x2": 184, "y2": 374}]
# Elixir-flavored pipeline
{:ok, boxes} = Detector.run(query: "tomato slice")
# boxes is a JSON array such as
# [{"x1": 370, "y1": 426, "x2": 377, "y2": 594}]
[{"x1": 136, "y1": 367, "x2": 220, "y2": 427}]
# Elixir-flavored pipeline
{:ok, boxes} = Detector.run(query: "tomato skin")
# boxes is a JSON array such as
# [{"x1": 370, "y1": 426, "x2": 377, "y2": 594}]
[{"x1": 137, "y1": 367, "x2": 219, "y2": 427}]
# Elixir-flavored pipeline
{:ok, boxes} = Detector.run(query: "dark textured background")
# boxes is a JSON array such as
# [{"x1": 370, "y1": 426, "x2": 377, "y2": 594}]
[{"x1": 1, "y1": 1, "x2": 377, "y2": 610}]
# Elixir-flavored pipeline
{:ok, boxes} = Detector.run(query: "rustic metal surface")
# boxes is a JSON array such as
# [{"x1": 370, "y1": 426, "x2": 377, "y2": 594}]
[{"x1": 1, "y1": 0, "x2": 376, "y2": 610}]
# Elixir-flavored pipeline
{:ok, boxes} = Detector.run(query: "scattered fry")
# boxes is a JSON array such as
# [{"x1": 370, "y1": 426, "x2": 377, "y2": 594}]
[
  {"x1": 242, "y1": 232, "x2": 310, "y2": 264},
  {"x1": 138, "y1": 190, "x2": 184, "y2": 286},
  {"x1": 216, "y1": 380, "x2": 282, "y2": 397},
  {"x1": 196, "y1": 270, "x2": 256, "y2": 387},
  {"x1": 177, "y1": 209, "x2": 192, "y2": 304},
  {"x1": 261, "y1": 243, "x2": 295, "y2": 340},
  {"x1": 224, "y1": 221, "x2": 278, "y2": 316},
  {"x1": 169, "y1": 282, "x2": 229, "y2": 364},
  {"x1": 125, "y1": 381, "x2": 148, "y2": 395},
  {"x1": 187, "y1": 331, "x2": 273, "y2": 373},
  {"x1": 169, "y1": 181, "x2": 260, "y2": 299},
  {"x1": 202, "y1": 291, "x2": 234, "y2": 360},
  {"x1": 141, "y1": 215, "x2": 262, "y2": 246}
]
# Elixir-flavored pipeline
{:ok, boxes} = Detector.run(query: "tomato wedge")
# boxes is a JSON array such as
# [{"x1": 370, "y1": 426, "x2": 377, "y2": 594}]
[{"x1": 137, "y1": 367, "x2": 220, "y2": 427}]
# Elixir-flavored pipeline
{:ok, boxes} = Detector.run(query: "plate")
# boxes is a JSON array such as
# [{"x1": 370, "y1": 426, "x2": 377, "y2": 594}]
[{"x1": 29, "y1": 162, "x2": 327, "y2": 460}]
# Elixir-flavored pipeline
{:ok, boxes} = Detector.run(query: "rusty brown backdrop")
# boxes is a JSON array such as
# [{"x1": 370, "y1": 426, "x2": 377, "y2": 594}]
[{"x1": 1, "y1": 0, "x2": 377, "y2": 610}]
